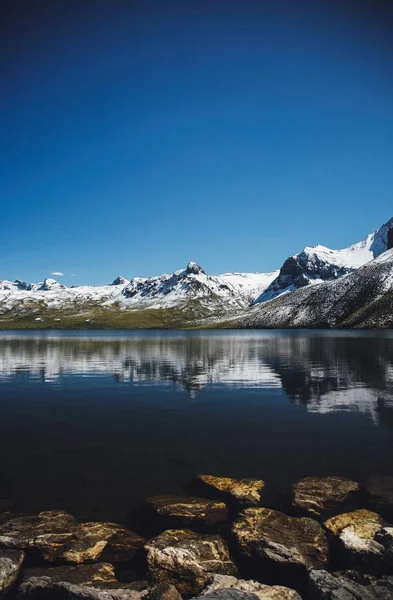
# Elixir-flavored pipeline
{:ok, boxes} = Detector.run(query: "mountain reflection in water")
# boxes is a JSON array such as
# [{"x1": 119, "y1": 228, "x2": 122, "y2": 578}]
[
  {"x1": 1, "y1": 330, "x2": 393, "y2": 522},
  {"x1": 1, "y1": 331, "x2": 393, "y2": 425}
]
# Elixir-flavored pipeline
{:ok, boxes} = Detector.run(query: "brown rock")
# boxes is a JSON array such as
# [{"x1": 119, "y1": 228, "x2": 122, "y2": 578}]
[
  {"x1": 21, "y1": 562, "x2": 118, "y2": 587},
  {"x1": 0, "y1": 549, "x2": 24, "y2": 596},
  {"x1": 16, "y1": 576, "x2": 149, "y2": 599},
  {"x1": 200, "y1": 574, "x2": 301, "y2": 599},
  {"x1": 0, "y1": 510, "x2": 145, "y2": 565},
  {"x1": 232, "y1": 508, "x2": 329, "y2": 593},
  {"x1": 365, "y1": 476, "x2": 393, "y2": 521},
  {"x1": 144, "y1": 529, "x2": 237, "y2": 598},
  {"x1": 148, "y1": 582, "x2": 183, "y2": 600},
  {"x1": 309, "y1": 569, "x2": 393, "y2": 600},
  {"x1": 143, "y1": 495, "x2": 228, "y2": 534},
  {"x1": 292, "y1": 476, "x2": 361, "y2": 520},
  {"x1": 190, "y1": 475, "x2": 265, "y2": 508},
  {"x1": 324, "y1": 509, "x2": 385, "y2": 574}
]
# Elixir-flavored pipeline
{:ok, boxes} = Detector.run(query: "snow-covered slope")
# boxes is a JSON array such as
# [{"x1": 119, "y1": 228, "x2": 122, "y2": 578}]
[
  {"x1": 254, "y1": 216, "x2": 393, "y2": 303},
  {"x1": 0, "y1": 263, "x2": 278, "y2": 317},
  {"x1": 242, "y1": 247, "x2": 393, "y2": 329}
]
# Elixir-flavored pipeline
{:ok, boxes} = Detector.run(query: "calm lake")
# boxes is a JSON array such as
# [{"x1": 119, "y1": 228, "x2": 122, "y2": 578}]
[{"x1": 1, "y1": 330, "x2": 393, "y2": 523}]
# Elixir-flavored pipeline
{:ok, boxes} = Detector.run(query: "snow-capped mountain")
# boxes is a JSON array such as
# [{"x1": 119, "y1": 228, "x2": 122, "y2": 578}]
[
  {"x1": 1, "y1": 218, "x2": 393, "y2": 328},
  {"x1": 0, "y1": 262, "x2": 278, "y2": 317},
  {"x1": 254, "y1": 216, "x2": 393, "y2": 303},
  {"x1": 242, "y1": 246, "x2": 393, "y2": 329}
]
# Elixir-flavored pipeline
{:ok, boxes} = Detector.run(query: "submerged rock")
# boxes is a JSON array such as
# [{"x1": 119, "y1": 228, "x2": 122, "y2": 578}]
[
  {"x1": 199, "y1": 574, "x2": 301, "y2": 599},
  {"x1": 0, "y1": 510, "x2": 145, "y2": 565},
  {"x1": 141, "y1": 495, "x2": 228, "y2": 534},
  {"x1": 292, "y1": 476, "x2": 361, "y2": 520},
  {"x1": 232, "y1": 508, "x2": 329, "y2": 592},
  {"x1": 365, "y1": 476, "x2": 393, "y2": 521},
  {"x1": 324, "y1": 509, "x2": 385, "y2": 574},
  {"x1": 144, "y1": 529, "x2": 237, "y2": 598},
  {"x1": 0, "y1": 549, "x2": 24, "y2": 596},
  {"x1": 309, "y1": 569, "x2": 393, "y2": 599},
  {"x1": 189, "y1": 475, "x2": 265, "y2": 508}
]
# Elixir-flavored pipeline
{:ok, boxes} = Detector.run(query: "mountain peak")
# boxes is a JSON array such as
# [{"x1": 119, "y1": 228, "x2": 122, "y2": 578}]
[
  {"x1": 110, "y1": 276, "x2": 129, "y2": 286},
  {"x1": 185, "y1": 262, "x2": 206, "y2": 275}
]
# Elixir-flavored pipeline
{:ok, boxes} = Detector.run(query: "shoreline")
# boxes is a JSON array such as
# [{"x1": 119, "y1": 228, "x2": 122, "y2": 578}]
[{"x1": 1, "y1": 473, "x2": 392, "y2": 599}]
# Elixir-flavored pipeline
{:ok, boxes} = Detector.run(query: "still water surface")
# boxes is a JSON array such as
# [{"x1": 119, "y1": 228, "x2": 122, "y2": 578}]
[{"x1": 1, "y1": 330, "x2": 392, "y2": 522}]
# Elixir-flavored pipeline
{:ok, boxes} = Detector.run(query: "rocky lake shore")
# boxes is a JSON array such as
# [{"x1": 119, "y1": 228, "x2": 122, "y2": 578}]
[{"x1": 1, "y1": 474, "x2": 393, "y2": 599}]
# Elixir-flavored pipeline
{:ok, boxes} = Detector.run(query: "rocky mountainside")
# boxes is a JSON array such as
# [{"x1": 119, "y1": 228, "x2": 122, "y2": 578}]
[
  {"x1": 0, "y1": 262, "x2": 278, "y2": 321},
  {"x1": 254, "y1": 216, "x2": 393, "y2": 303},
  {"x1": 1, "y1": 218, "x2": 393, "y2": 328},
  {"x1": 241, "y1": 248, "x2": 393, "y2": 329}
]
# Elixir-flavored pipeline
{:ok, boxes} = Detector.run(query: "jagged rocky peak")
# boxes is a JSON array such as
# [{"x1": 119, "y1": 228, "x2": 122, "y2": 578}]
[
  {"x1": 185, "y1": 261, "x2": 206, "y2": 275},
  {"x1": 110, "y1": 276, "x2": 129, "y2": 286},
  {"x1": 254, "y1": 216, "x2": 393, "y2": 304},
  {"x1": 14, "y1": 279, "x2": 28, "y2": 290},
  {"x1": 38, "y1": 278, "x2": 66, "y2": 291},
  {"x1": 388, "y1": 227, "x2": 393, "y2": 251}
]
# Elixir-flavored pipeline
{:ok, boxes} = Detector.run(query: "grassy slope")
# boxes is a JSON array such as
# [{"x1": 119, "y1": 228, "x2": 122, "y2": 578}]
[{"x1": 0, "y1": 298, "x2": 237, "y2": 330}]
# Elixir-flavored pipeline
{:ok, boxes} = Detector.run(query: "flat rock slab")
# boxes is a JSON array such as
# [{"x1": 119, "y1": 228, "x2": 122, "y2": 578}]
[
  {"x1": 0, "y1": 510, "x2": 145, "y2": 565},
  {"x1": 16, "y1": 576, "x2": 149, "y2": 600},
  {"x1": 21, "y1": 562, "x2": 119, "y2": 588},
  {"x1": 143, "y1": 495, "x2": 228, "y2": 533},
  {"x1": 145, "y1": 528, "x2": 237, "y2": 598},
  {"x1": 365, "y1": 476, "x2": 393, "y2": 521},
  {"x1": 0, "y1": 548, "x2": 24, "y2": 596},
  {"x1": 232, "y1": 508, "x2": 328, "y2": 592},
  {"x1": 324, "y1": 509, "x2": 386, "y2": 574},
  {"x1": 190, "y1": 475, "x2": 265, "y2": 508},
  {"x1": 292, "y1": 476, "x2": 361, "y2": 520},
  {"x1": 309, "y1": 569, "x2": 393, "y2": 600},
  {"x1": 200, "y1": 574, "x2": 301, "y2": 599}
]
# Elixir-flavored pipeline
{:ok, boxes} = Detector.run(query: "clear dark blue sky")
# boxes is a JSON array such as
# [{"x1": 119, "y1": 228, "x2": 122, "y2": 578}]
[{"x1": 1, "y1": 0, "x2": 392, "y2": 285}]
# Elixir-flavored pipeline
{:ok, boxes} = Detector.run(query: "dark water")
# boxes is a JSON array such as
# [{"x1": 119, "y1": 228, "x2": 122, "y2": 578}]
[{"x1": 1, "y1": 330, "x2": 393, "y2": 523}]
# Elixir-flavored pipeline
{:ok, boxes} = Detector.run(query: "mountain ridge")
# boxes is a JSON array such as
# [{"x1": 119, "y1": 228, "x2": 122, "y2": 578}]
[{"x1": 1, "y1": 218, "x2": 392, "y2": 329}]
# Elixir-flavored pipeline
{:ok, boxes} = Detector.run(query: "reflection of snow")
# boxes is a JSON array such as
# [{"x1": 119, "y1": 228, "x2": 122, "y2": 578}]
[
  {"x1": 304, "y1": 387, "x2": 384, "y2": 425},
  {"x1": 0, "y1": 337, "x2": 281, "y2": 389},
  {"x1": 0, "y1": 334, "x2": 392, "y2": 425}
]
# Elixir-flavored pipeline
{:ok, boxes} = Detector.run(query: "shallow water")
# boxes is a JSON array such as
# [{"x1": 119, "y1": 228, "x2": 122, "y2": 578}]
[{"x1": 1, "y1": 329, "x2": 393, "y2": 523}]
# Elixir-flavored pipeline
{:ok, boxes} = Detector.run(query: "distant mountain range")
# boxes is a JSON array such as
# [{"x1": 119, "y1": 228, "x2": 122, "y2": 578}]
[{"x1": 1, "y1": 217, "x2": 392, "y2": 328}]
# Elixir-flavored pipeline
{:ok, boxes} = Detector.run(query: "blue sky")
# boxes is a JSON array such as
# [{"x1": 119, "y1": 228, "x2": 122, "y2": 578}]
[{"x1": 1, "y1": 0, "x2": 392, "y2": 285}]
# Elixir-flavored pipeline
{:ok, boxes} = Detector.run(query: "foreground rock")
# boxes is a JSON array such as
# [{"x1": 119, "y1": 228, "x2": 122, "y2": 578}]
[
  {"x1": 292, "y1": 476, "x2": 361, "y2": 520},
  {"x1": 189, "y1": 475, "x2": 265, "y2": 509},
  {"x1": 232, "y1": 508, "x2": 329, "y2": 592},
  {"x1": 324, "y1": 509, "x2": 386, "y2": 574},
  {"x1": 309, "y1": 569, "x2": 393, "y2": 599},
  {"x1": 16, "y1": 577, "x2": 149, "y2": 599},
  {"x1": 0, "y1": 549, "x2": 24, "y2": 596},
  {"x1": 21, "y1": 562, "x2": 119, "y2": 587},
  {"x1": 0, "y1": 510, "x2": 145, "y2": 566},
  {"x1": 145, "y1": 529, "x2": 237, "y2": 598},
  {"x1": 199, "y1": 574, "x2": 301, "y2": 599},
  {"x1": 365, "y1": 476, "x2": 393, "y2": 521},
  {"x1": 141, "y1": 495, "x2": 228, "y2": 534}
]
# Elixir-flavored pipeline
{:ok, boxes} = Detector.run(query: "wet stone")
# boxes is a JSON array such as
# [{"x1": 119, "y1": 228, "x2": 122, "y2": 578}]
[
  {"x1": 292, "y1": 476, "x2": 361, "y2": 520},
  {"x1": 144, "y1": 529, "x2": 237, "y2": 598},
  {"x1": 0, "y1": 510, "x2": 145, "y2": 566},
  {"x1": 309, "y1": 569, "x2": 393, "y2": 600},
  {"x1": 0, "y1": 548, "x2": 24, "y2": 596},
  {"x1": 232, "y1": 507, "x2": 329, "y2": 593},
  {"x1": 324, "y1": 509, "x2": 385, "y2": 575},
  {"x1": 141, "y1": 495, "x2": 228, "y2": 535},
  {"x1": 189, "y1": 475, "x2": 265, "y2": 509},
  {"x1": 200, "y1": 574, "x2": 301, "y2": 599}
]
